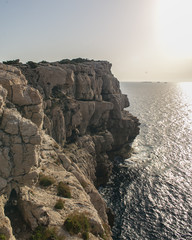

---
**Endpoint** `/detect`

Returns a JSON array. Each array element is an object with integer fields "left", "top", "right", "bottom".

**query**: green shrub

[
  {"left": 0, "top": 233, "right": 6, "bottom": 240},
  {"left": 57, "top": 182, "right": 71, "bottom": 198},
  {"left": 30, "top": 226, "right": 62, "bottom": 240},
  {"left": 39, "top": 60, "right": 48, "bottom": 64},
  {"left": 82, "top": 231, "right": 89, "bottom": 240},
  {"left": 59, "top": 58, "right": 90, "bottom": 64},
  {"left": 101, "top": 223, "right": 111, "bottom": 240},
  {"left": 71, "top": 58, "right": 90, "bottom": 64},
  {"left": 64, "top": 213, "right": 89, "bottom": 239},
  {"left": 54, "top": 199, "right": 64, "bottom": 210},
  {"left": 27, "top": 61, "right": 38, "bottom": 69},
  {"left": 39, "top": 174, "right": 55, "bottom": 187},
  {"left": 59, "top": 59, "right": 71, "bottom": 64},
  {"left": 3, "top": 59, "right": 20, "bottom": 65}
]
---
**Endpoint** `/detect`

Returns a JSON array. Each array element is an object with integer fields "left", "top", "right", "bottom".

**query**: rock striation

[{"left": 0, "top": 59, "right": 139, "bottom": 240}]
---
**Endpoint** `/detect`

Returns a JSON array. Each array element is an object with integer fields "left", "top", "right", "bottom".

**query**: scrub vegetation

[{"left": 64, "top": 213, "right": 89, "bottom": 239}]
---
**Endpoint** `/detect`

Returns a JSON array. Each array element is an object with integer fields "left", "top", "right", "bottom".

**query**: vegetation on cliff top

[
  {"left": 58, "top": 58, "right": 91, "bottom": 64},
  {"left": 2, "top": 58, "right": 92, "bottom": 67},
  {"left": 3, "top": 59, "right": 20, "bottom": 65}
]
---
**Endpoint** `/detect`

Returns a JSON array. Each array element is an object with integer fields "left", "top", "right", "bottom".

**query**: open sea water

[{"left": 100, "top": 82, "right": 192, "bottom": 240}]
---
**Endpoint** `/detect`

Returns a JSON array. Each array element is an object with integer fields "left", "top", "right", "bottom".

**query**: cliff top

[{"left": 2, "top": 58, "right": 112, "bottom": 68}]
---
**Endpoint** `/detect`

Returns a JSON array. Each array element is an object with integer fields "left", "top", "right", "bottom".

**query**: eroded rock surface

[{"left": 0, "top": 60, "right": 139, "bottom": 239}]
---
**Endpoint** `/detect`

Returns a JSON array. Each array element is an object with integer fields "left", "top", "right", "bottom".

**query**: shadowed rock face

[
  {"left": 0, "top": 60, "right": 139, "bottom": 240},
  {"left": 19, "top": 60, "right": 139, "bottom": 149}
]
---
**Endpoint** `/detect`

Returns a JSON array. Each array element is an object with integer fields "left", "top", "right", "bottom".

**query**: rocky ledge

[{"left": 0, "top": 59, "right": 139, "bottom": 240}]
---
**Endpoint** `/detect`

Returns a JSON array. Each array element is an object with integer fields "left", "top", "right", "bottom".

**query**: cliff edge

[{"left": 0, "top": 59, "right": 139, "bottom": 240}]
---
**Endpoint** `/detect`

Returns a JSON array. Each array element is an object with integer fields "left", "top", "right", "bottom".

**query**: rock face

[{"left": 0, "top": 60, "right": 139, "bottom": 240}]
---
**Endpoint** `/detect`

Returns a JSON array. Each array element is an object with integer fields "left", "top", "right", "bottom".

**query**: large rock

[
  {"left": 90, "top": 101, "right": 113, "bottom": 129},
  {"left": 108, "top": 111, "right": 140, "bottom": 149},
  {"left": 0, "top": 85, "right": 7, "bottom": 115},
  {"left": 0, "top": 63, "right": 44, "bottom": 128},
  {"left": 0, "top": 196, "right": 16, "bottom": 240},
  {"left": 0, "top": 63, "right": 27, "bottom": 98},
  {"left": 92, "top": 131, "right": 114, "bottom": 153},
  {"left": 30, "top": 65, "right": 74, "bottom": 98},
  {"left": 51, "top": 106, "right": 66, "bottom": 145},
  {"left": 103, "top": 93, "right": 129, "bottom": 119},
  {"left": 78, "top": 101, "right": 95, "bottom": 135},
  {"left": 0, "top": 108, "right": 41, "bottom": 178}
]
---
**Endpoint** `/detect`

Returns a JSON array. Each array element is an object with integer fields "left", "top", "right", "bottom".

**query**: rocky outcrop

[{"left": 0, "top": 59, "right": 139, "bottom": 240}]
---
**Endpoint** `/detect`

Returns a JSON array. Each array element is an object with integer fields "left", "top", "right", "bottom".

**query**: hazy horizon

[{"left": 1, "top": 0, "right": 192, "bottom": 82}]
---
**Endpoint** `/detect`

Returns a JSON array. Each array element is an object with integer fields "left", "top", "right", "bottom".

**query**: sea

[{"left": 100, "top": 82, "right": 192, "bottom": 240}]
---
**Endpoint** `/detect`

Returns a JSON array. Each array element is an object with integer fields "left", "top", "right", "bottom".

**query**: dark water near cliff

[{"left": 101, "top": 82, "right": 192, "bottom": 240}]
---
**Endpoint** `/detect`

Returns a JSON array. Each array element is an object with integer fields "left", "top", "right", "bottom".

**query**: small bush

[
  {"left": 30, "top": 226, "right": 62, "bottom": 240},
  {"left": 64, "top": 213, "right": 89, "bottom": 239},
  {"left": 39, "top": 60, "right": 48, "bottom": 64},
  {"left": 82, "top": 231, "right": 89, "bottom": 240},
  {"left": 71, "top": 58, "right": 90, "bottom": 64},
  {"left": 59, "top": 59, "right": 71, "bottom": 64},
  {"left": 3, "top": 59, "right": 20, "bottom": 65},
  {"left": 54, "top": 199, "right": 64, "bottom": 210},
  {"left": 0, "top": 233, "right": 6, "bottom": 240},
  {"left": 39, "top": 174, "right": 55, "bottom": 187},
  {"left": 58, "top": 58, "right": 90, "bottom": 64},
  {"left": 57, "top": 182, "right": 71, "bottom": 198},
  {"left": 27, "top": 61, "right": 38, "bottom": 69},
  {"left": 101, "top": 223, "right": 111, "bottom": 240}
]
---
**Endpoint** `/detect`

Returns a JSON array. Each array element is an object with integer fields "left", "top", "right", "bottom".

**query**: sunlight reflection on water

[
  {"left": 178, "top": 82, "right": 192, "bottom": 123},
  {"left": 101, "top": 82, "right": 192, "bottom": 240}
]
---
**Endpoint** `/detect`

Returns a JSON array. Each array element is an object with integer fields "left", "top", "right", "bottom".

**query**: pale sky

[{"left": 1, "top": 0, "right": 192, "bottom": 81}]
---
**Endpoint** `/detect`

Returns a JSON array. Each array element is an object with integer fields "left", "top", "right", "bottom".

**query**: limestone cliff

[{"left": 0, "top": 59, "right": 139, "bottom": 240}]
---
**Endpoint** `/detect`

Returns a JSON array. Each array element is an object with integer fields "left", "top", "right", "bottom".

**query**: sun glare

[
  {"left": 178, "top": 82, "right": 192, "bottom": 101},
  {"left": 178, "top": 82, "right": 192, "bottom": 123},
  {"left": 156, "top": 0, "right": 192, "bottom": 59}
]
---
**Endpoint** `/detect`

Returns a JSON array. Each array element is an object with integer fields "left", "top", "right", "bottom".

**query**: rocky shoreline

[{"left": 0, "top": 59, "right": 139, "bottom": 240}]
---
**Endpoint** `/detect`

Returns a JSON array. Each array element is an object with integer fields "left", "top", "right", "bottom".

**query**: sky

[{"left": 1, "top": 0, "right": 192, "bottom": 81}]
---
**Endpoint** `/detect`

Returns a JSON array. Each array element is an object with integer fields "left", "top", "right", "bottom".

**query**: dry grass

[
  {"left": 39, "top": 174, "right": 55, "bottom": 187},
  {"left": 57, "top": 182, "right": 71, "bottom": 198}
]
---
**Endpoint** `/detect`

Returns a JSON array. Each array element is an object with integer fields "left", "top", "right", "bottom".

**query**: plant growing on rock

[
  {"left": 39, "top": 60, "right": 48, "bottom": 64},
  {"left": 27, "top": 61, "right": 38, "bottom": 69},
  {"left": 82, "top": 231, "right": 89, "bottom": 240},
  {"left": 59, "top": 58, "right": 90, "bottom": 64},
  {"left": 39, "top": 174, "right": 55, "bottom": 187},
  {"left": 0, "top": 233, "right": 6, "bottom": 240},
  {"left": 64, "top": 213, "right": 89, "bottom": 239},
  {"left": 30, "top": 226, "right": 63, "bottom": 240},
  {"left": 59, "top": 59, "right": 71, "bottom": 64},
  {"left": 57, "top": 182, "right": 71, "bottom": 198},
  {"left": 101, "top": 223, "right": 111, "bottom": 240},
  {"left": 54, "top": 199, "right": 64, "bottom": 210},
  {"left": 3, "top": 59, "right": 20, "bottom": 65}
]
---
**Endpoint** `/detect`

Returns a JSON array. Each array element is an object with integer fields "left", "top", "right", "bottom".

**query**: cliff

[{"left": 0, "top": 59, "right": 139, "bottom": 240}]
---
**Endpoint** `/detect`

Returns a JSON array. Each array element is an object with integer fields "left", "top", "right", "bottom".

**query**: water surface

[{"left": 101, "top": 82, "right": 192, "bottom": 240}]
